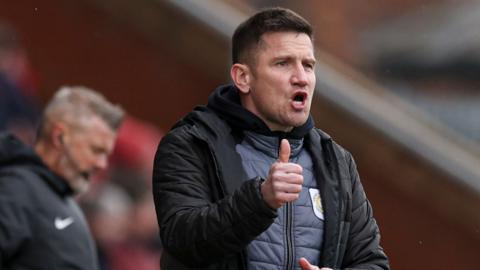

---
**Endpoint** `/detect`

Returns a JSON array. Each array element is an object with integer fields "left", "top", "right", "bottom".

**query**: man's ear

[
  {"left": 230, "top": 63, "right": 252, "bottom": 94},
  {"left": 50, "top": 123, "right": 66, "bottom": 148}
]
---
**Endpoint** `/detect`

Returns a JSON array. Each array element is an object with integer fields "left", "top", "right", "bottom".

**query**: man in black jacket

[
  {"left": 153, "top": 7, "right": 389, "bottom": 270},
  {"left": 0, "top": 86, "right": 124, "bottom": 269}
]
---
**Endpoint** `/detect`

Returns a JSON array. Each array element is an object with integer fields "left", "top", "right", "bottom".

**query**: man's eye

[
  {"left": 91, "top": 147, "right": 104, "bottom": 155},
  {"left": 276, "top": 61, "right": 287, "bottom": 66},
  {"left": 304, "top": 63, "right": 314, "bottom": 70}
]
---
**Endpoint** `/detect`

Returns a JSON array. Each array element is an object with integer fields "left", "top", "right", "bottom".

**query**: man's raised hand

[{"left": 261, "top": 139, "right": 304, "bottom": 209}]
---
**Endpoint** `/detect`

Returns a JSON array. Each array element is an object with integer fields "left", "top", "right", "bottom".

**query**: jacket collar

[
  {"left": 207, "top": 84, "right": 314, "bottom": 139},
  {"left": 0, "top": 133, "right": 74, "bottom": 197}
]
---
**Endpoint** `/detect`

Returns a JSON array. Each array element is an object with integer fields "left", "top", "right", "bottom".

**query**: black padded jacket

[{"left": 152, "top": 85, "right": 389, "bottom": 270}]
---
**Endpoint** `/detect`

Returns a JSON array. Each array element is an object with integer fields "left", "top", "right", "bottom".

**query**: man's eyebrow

[
  {"left": 271, "top": 55, "right": 291, "bottom": 60},
  {"left": 270, "top": 55, "right": 316, "bottom": 64},
  {"left": 271, "top": 55, "right": 300, "bottom": 63}
]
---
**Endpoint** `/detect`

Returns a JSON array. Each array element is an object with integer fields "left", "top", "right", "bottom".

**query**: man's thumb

[{"left": 279, "top": 139, "right": 290, "bottom": 163}]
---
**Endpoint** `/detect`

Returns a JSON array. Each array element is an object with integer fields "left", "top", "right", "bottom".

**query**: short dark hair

[{"left": 232, "top": 7, "right": 313, "bottom": 65}]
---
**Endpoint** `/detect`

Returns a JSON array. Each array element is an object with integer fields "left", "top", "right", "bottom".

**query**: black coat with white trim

[{"left": 0, "top": 133, "right": 98, "bottom": 270}]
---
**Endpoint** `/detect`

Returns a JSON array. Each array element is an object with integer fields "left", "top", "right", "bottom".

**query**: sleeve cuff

[{"left": 252, "top": 177, "right": 277, "bottom": 217}]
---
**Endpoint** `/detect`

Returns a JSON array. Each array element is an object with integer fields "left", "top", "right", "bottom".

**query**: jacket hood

[
  {"left": 206, "top": 84, "right": 314, "bottom": 139},
  {"left": 0, "top": 132, "right": 73, "bottom": 196}
]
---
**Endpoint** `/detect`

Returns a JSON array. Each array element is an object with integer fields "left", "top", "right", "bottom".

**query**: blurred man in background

[
  {"left": 0, "top": 22, "right": 40, "bottom": 144},
  {"left": 153, "top": 7, "right": 388, "bottom": 270},
  {"left": 0, "top": 86, "right": 124, "bottom": 270}
]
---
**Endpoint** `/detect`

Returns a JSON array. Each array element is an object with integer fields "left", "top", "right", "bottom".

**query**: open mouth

[
  {"left": 291, "top": 92, "right": 308, "bottom": 110},
  {"left": 292, "top": 92, "right": 307, "bottom": 103},
  {"left": 80, "top": 172, "right": 91, "bottom": 181}
]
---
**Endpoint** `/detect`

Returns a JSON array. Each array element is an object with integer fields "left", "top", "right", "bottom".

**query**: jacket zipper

[
  {"left": 278, "top": 135, "right": 295, "bottom": 270},
  {"left": 285, "top": 201, "right": 294, "bottom": 270}
]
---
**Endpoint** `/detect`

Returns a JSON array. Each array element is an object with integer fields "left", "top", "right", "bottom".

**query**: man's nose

[
  {"left": 95, "top": 155, "right": 108, "bottom": 170},
  {"left": 291, "top": 63, "right": 308, "bottom": 87}
]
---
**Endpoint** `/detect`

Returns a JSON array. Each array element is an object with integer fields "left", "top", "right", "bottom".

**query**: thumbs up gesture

[
  {"left": 278, "top": 138, "right": 291, "bottom": 163},
  {"left": 261, "top": 139, "right": 304, "bottom": 209}
]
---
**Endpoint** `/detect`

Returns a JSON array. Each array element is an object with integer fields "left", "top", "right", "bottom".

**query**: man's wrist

[{"left": 254, "top": 177, "right": 276, "bottom": 213}]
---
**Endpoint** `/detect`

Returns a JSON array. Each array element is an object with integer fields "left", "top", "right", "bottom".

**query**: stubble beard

[{"left": 58, "top": 154, "right": 90, "bottom": 194}]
